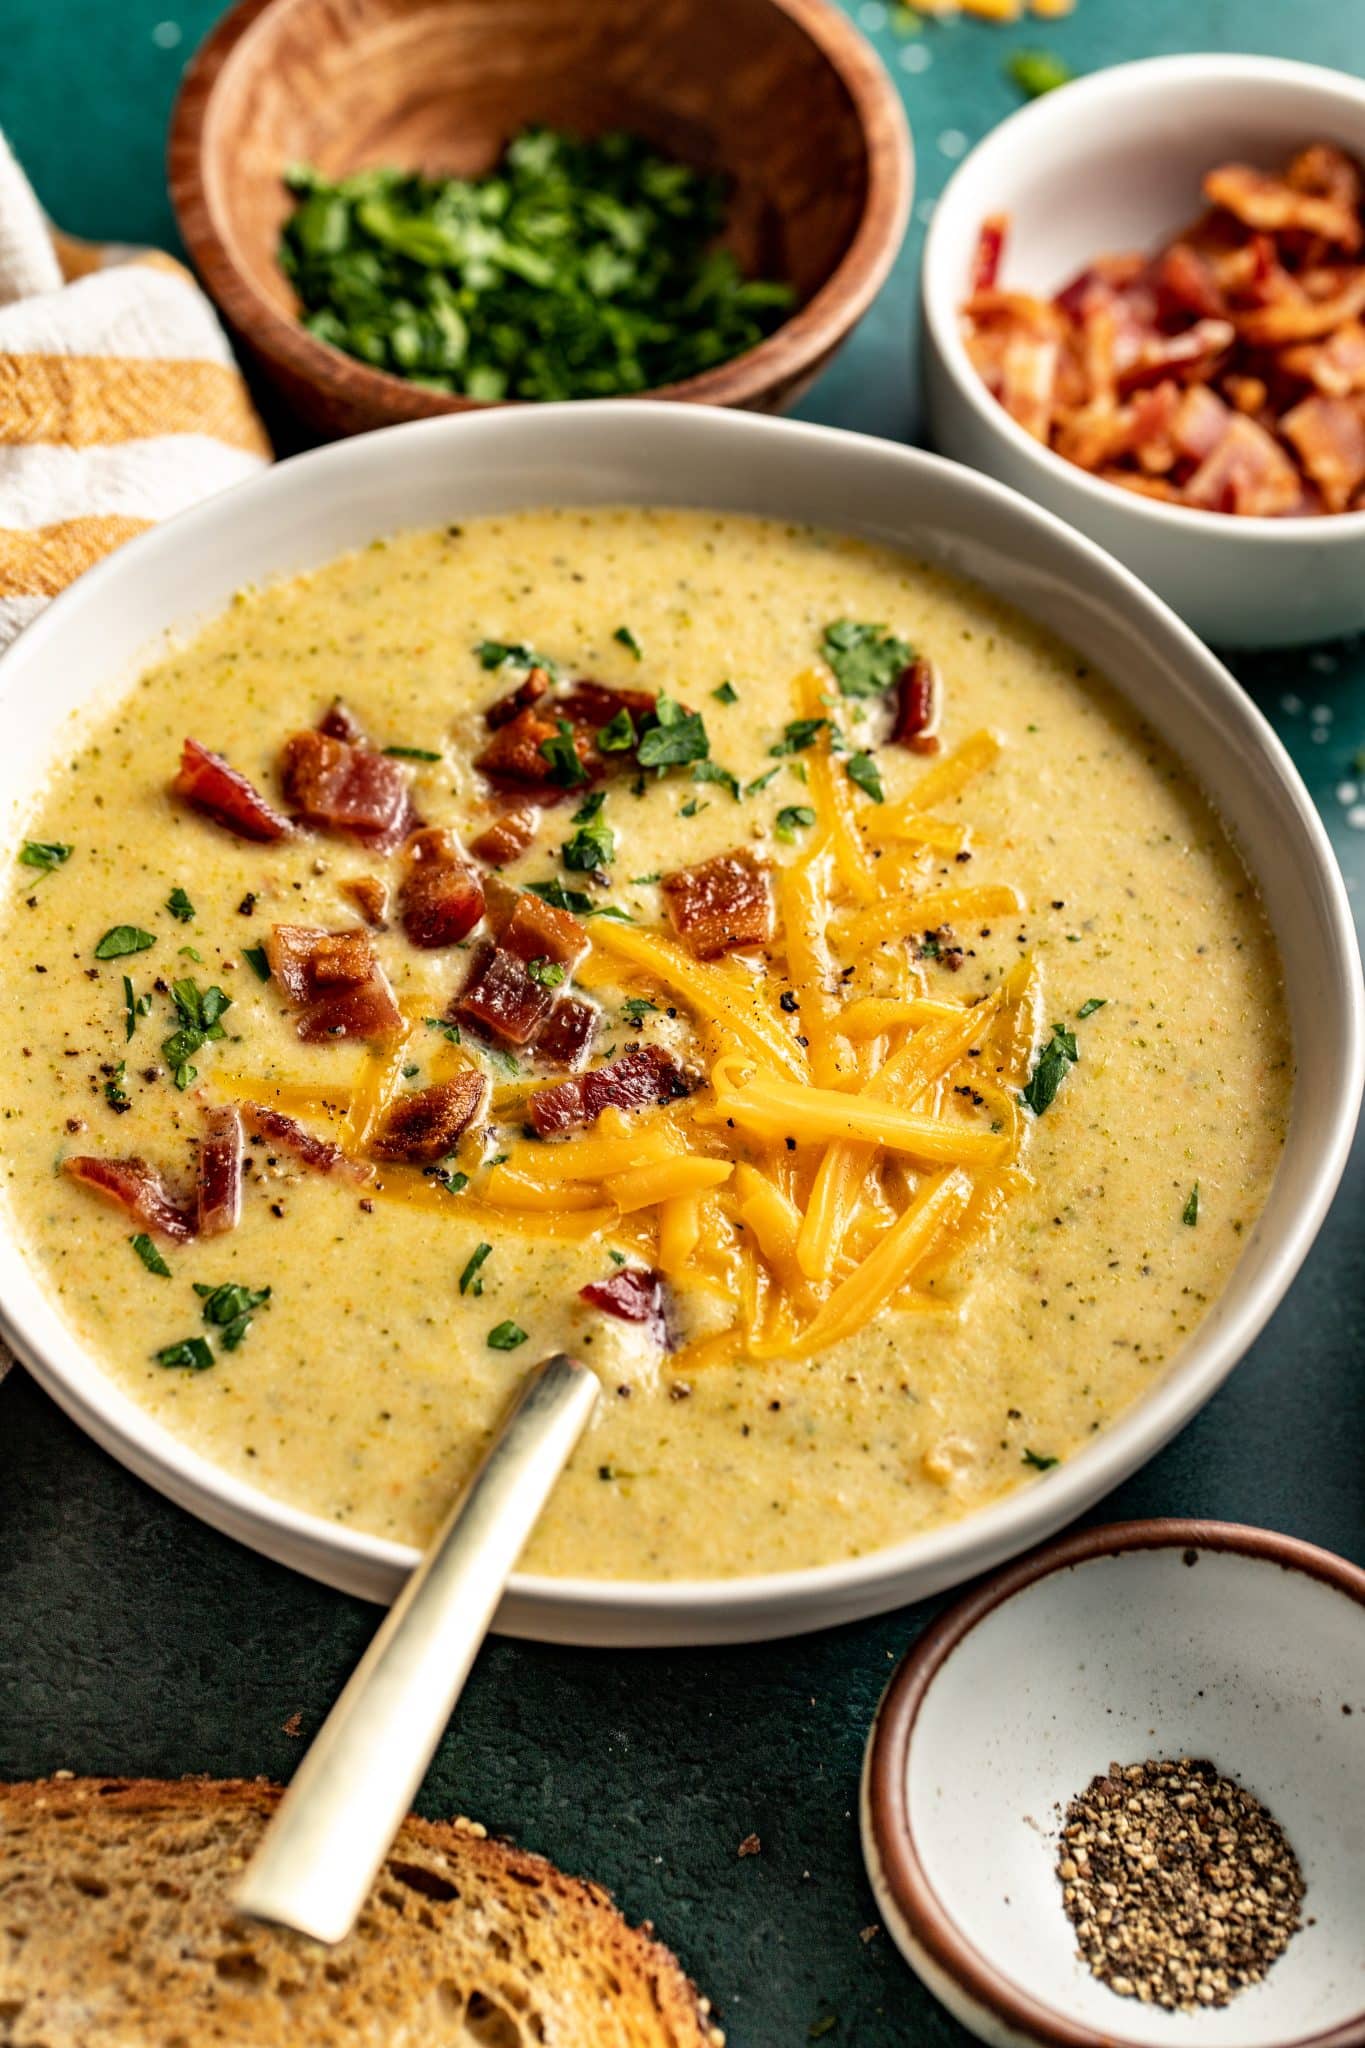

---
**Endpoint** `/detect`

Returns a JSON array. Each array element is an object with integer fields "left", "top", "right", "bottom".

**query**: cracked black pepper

[{"left": 1057, "top": 1757, "right": 1305, "bottom": 2010}]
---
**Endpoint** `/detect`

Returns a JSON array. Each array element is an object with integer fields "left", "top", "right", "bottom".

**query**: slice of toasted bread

[{"left": 0, "top": 1777, "right": 722, "bottom": 2047}]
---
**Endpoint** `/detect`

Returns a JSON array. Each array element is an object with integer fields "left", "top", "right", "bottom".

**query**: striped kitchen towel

[{"left": 0, "top": 130, "right": 271, "bottom": 649}]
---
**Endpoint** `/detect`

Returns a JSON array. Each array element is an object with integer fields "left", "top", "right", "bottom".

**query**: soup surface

[{"left": 0, "top": 510, "right": 1290, "bottom": 1579}]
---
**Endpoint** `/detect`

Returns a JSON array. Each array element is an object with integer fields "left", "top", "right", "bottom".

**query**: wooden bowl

[{"left": 169, "top": 0, "right": 912, "bottom": 440}]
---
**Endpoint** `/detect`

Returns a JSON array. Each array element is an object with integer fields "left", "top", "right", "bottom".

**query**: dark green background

[{"left": 1, "top": 5, "right": 1362, "bottom": 2042}]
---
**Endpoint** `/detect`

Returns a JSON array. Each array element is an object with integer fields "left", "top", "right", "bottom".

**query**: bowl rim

[
  {"left": 0, "top": 400, "right": 1359, "bottom": 1639},
  {"left": 863, "top": 1515, "right": 1365, "bottom": 2048},
  {"left": 167, "top": 0, "right": 912, "bottom": 420},
  {"left": 922, "top": 50, "right": 1365, "bottom": 543}
]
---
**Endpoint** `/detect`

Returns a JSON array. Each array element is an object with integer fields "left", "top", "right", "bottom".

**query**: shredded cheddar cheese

[{"left": 209, "top": 673, "right": 1033, "bottom": 1363}]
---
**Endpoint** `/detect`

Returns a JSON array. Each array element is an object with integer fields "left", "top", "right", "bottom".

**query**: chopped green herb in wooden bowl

[
  {"left": 168, "top": 0, "right": 911, "bottom": 437},
  {"left": 279, "top": 132, "right": 797, "bottom": 403}
]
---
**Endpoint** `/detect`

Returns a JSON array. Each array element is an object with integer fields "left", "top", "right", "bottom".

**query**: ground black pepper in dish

[{"left": 1056, "top": 1757, "right": 1305, "bottom": 2010}]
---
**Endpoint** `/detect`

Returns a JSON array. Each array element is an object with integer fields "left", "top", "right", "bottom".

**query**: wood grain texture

[{"left": 168, "top": 0, "right": 912, "bottom": 437}]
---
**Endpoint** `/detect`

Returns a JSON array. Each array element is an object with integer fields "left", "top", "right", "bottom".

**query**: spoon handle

[{"left": 234, "top": 1352, "right": 599, "bottom": 1944}]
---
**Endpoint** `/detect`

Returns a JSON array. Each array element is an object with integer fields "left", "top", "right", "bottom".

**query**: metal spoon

[{"left": 234, "top": 1351, "right": 599, "bottom": 1944}]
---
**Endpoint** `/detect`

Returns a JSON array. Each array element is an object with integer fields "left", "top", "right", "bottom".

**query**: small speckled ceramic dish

[{"left": 861, "top": 1519, "right": 1365, "bottom": 2048}]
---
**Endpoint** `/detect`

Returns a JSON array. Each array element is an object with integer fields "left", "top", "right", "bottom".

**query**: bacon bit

[
  {"left": 398, "top": 828, "right": 486, "bottom": 949},
  {"left": 340, "top": 875, "right": 389, "bottom": 928},
  {"left": 197, "top": 1103, "right": 242, "bottom": 1236},
  {"left": 279, "top": 730, "right": 416, "bottom": 851},
  {"left": 1171, "top": 383, "right": 1234, "bottom": 464},
  {"left": 1000, "top": 330, "right": 1060, "bottom": 440},
  {"left": 1118, "top": 318, "right": 1236, "bottom": 393},
  {"left": 661, "top": 849, "right": 774, "bottom": 961},
  {"left": 63, "top": 1155, "right": 195, "bottom": 1240},
  {"left": 1153, "top": 242, "right": 1227, "bottom": 322},
  {"left": 963, "top": 143, "right": 1365, "bottom": 516},
  {"left": 484, "top": 666, "right": 552, "bottom": 729},
  {"left": 468, "top": 804, "right": 541, "bottom": 866},
  {"left": 1205, "top": 160, "right": 1363, "bottom": 252},
  {"left": 1224, "top": 374, "right": 1270, "bottom": 417},
  {"left": 264, "top": 924, "right": 402, "bottom": 1042},
  {"left": 452, "top": 882, "right": 593, "bottom": 1050},
  {"left": 318, "top": 698, "right": 366, "bottom": 744},
  {"left": 528, "top": 1045, "right": 693, "bottom": 1137},
  {"left": 891, "top": 656, "right": 942, "bottom": 754},
  {"left": 1237, "top": 269, "right": 1365, "bottom": 349},
  {"left": 1183, "top": 413, "right": 1303, "bottom": 516},
  {"left": 489, "top": 885, "right": 589, "bottom": 971},
  {"left": 475, "top": 680, "right": 656, "bottom": 798},
  {"left": 370, "top": 1073, "right": 488, "bottom": 1164},
  {"left": 1279, "top": 320, "right": 1365, "bottom": 396},
  {"left": 453, "top": 941, "right": 555, "bottom": 1048},
  {"left": 172, "top": 738, "right": 292, "bottom": 843},
  {"left": 579, "top": 1267, "right": 671, "bottom": 1350},
  {"left": 1280, "top": 394, "right": 1365, "bottom": 512},
  {"left": 972, "top": 214, "right": 1007, "bottom": 295},
  {"left": 239, "top": 1101, "right": 371, "bottom": 1180},
  {"left": 535, "top": 995, "right": 599, "bottom": 1069}
]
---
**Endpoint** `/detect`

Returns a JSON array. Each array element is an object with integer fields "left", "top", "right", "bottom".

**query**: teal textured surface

[{"left": 0, "top": 5, "right": 1362, "bottom": 2042}]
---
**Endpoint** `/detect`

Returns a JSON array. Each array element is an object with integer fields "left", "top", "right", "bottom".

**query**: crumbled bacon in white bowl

[
  {"left": 962, "top": 145, "right": 1365, "bottom": 518},
  {"left": 922, "top": 54, "right": 1365, "bottom": 645}
]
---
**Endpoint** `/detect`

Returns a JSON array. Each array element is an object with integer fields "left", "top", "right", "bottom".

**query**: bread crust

[{"left": 0, "top": 1775, "right": 721, "bottom": 2047}]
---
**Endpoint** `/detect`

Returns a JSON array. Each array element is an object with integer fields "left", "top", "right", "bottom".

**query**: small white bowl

[
  {"left": 862, "top": 1520, "right": 1365, "bottom": 2048},
  {"left": 923, "top": 54, "right": 1365, "bottom": 649}
]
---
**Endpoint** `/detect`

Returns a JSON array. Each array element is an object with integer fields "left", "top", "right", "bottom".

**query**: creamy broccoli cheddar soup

[{"left": 0, "top": 510, "right": 1290, "bottom": 1579}]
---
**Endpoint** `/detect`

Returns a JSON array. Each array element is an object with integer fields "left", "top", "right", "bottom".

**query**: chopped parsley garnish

[
  {"left": 459, "top": 1242, "right": 493, "bottom": 1297},
  {"left": 130, "top": 1233, "right": 172, "bottom": 1278},
  {"left": 821, "top": 620, "right": 912, "bottom": 699},
  {"left": 693, "top": 760, "right": 741, "bottom": 800},
  {"left": 776, "top": 804, "right": 817, "bottom": 841},
  {"left": 620, "top": 996, "right": 658, "bottom": 1026},
  {"left": 166, "top": 887, "right": 195, "bottom": 923},
  {"left": 561, "top": 795, "right": 615, "bottom": 874},
  {"left": 613, "top": 625, "right": 643, "bottom": 661},
  {"left": 712, "top": 680, "right": 739, "bottom": 705},
  {"left": 527, "top": 954, "right": 566, "bottom": 989},
  {"left": 425, "top": 1016, "right": 462, "bottom": 1043},
  {"left": 154, "top": 1336, "right": 215, "bottom": 1372},
  {"left": 122, "top": 975, "right": 152, "bottom": 1041},
  {"left": 769, "top": 717, "right": 826, "bottom": 757},
  {"left": 475, "top": 639, "right": 559, "bottom": 678},
  {"left": 1022, "top": 1448, "right": 1059, "bottom": 1471},
  {"left": 745, "top": 766, "right": 781, "bottom": 796},
  {"left": 425, "top": 1164, "right": 470, "bottom": 1193},
  {"left": 1182, "top": 1183, "right": 1200, "bottom": 1227},
  {"left": 94, "top": 925, "right": 155, "bottom": 961},
  {"left": 1020, "top": 1022, "right": 1079, "bottom": 1117},
  {"left": 538, "top": 717, "right": 588, "bottom": 788},
  {"left": 1007, "top": 48, "right": 1074, "bottom": 98},
  {"left": 162, "top": 978, "right": 232, "bottom": 1091},
  {"left": 104, "top": 1062, "right": 130, "bottom": 1112},
  {"left": 279, "top": 134, "right": 794, "bottom": 404},
  {"left": 598, "top": 705, "right": 637, "bottom": 752},
  {"left": 680, "top": 797, "right": 705, "bottom": 818},
  {"left": 20, "top": 840, "right": 72, "bottom": 873},
  {"left": 526, "top": 879, "right": 631, "bottom": 920},
  {"left": 487, "top": 1046, "right": 522, "bottom": 1077},
  {"left": 384, "top": 744, "right": 442, "bottom": 761},
  {"left": 1076, "top": 997, "right": 1107, "bottom": 1019},
  {"left": 636, "top": 691, "right": 709, "bottom": 770},
  {"left": 630, "top": 872, "right": 661, "bottom": 886},
  {"left": 487, "top": 1319, "right": 528, "bottom": 1351},
  {"left": 243, "top": 945, "right": 271, "bottom": 982},
  {"left": 845, "top": 750, "right": 885, "bottom": 804},
  {"left": 194, "top": 1279, "right": 271, "bottom": 1351}
]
